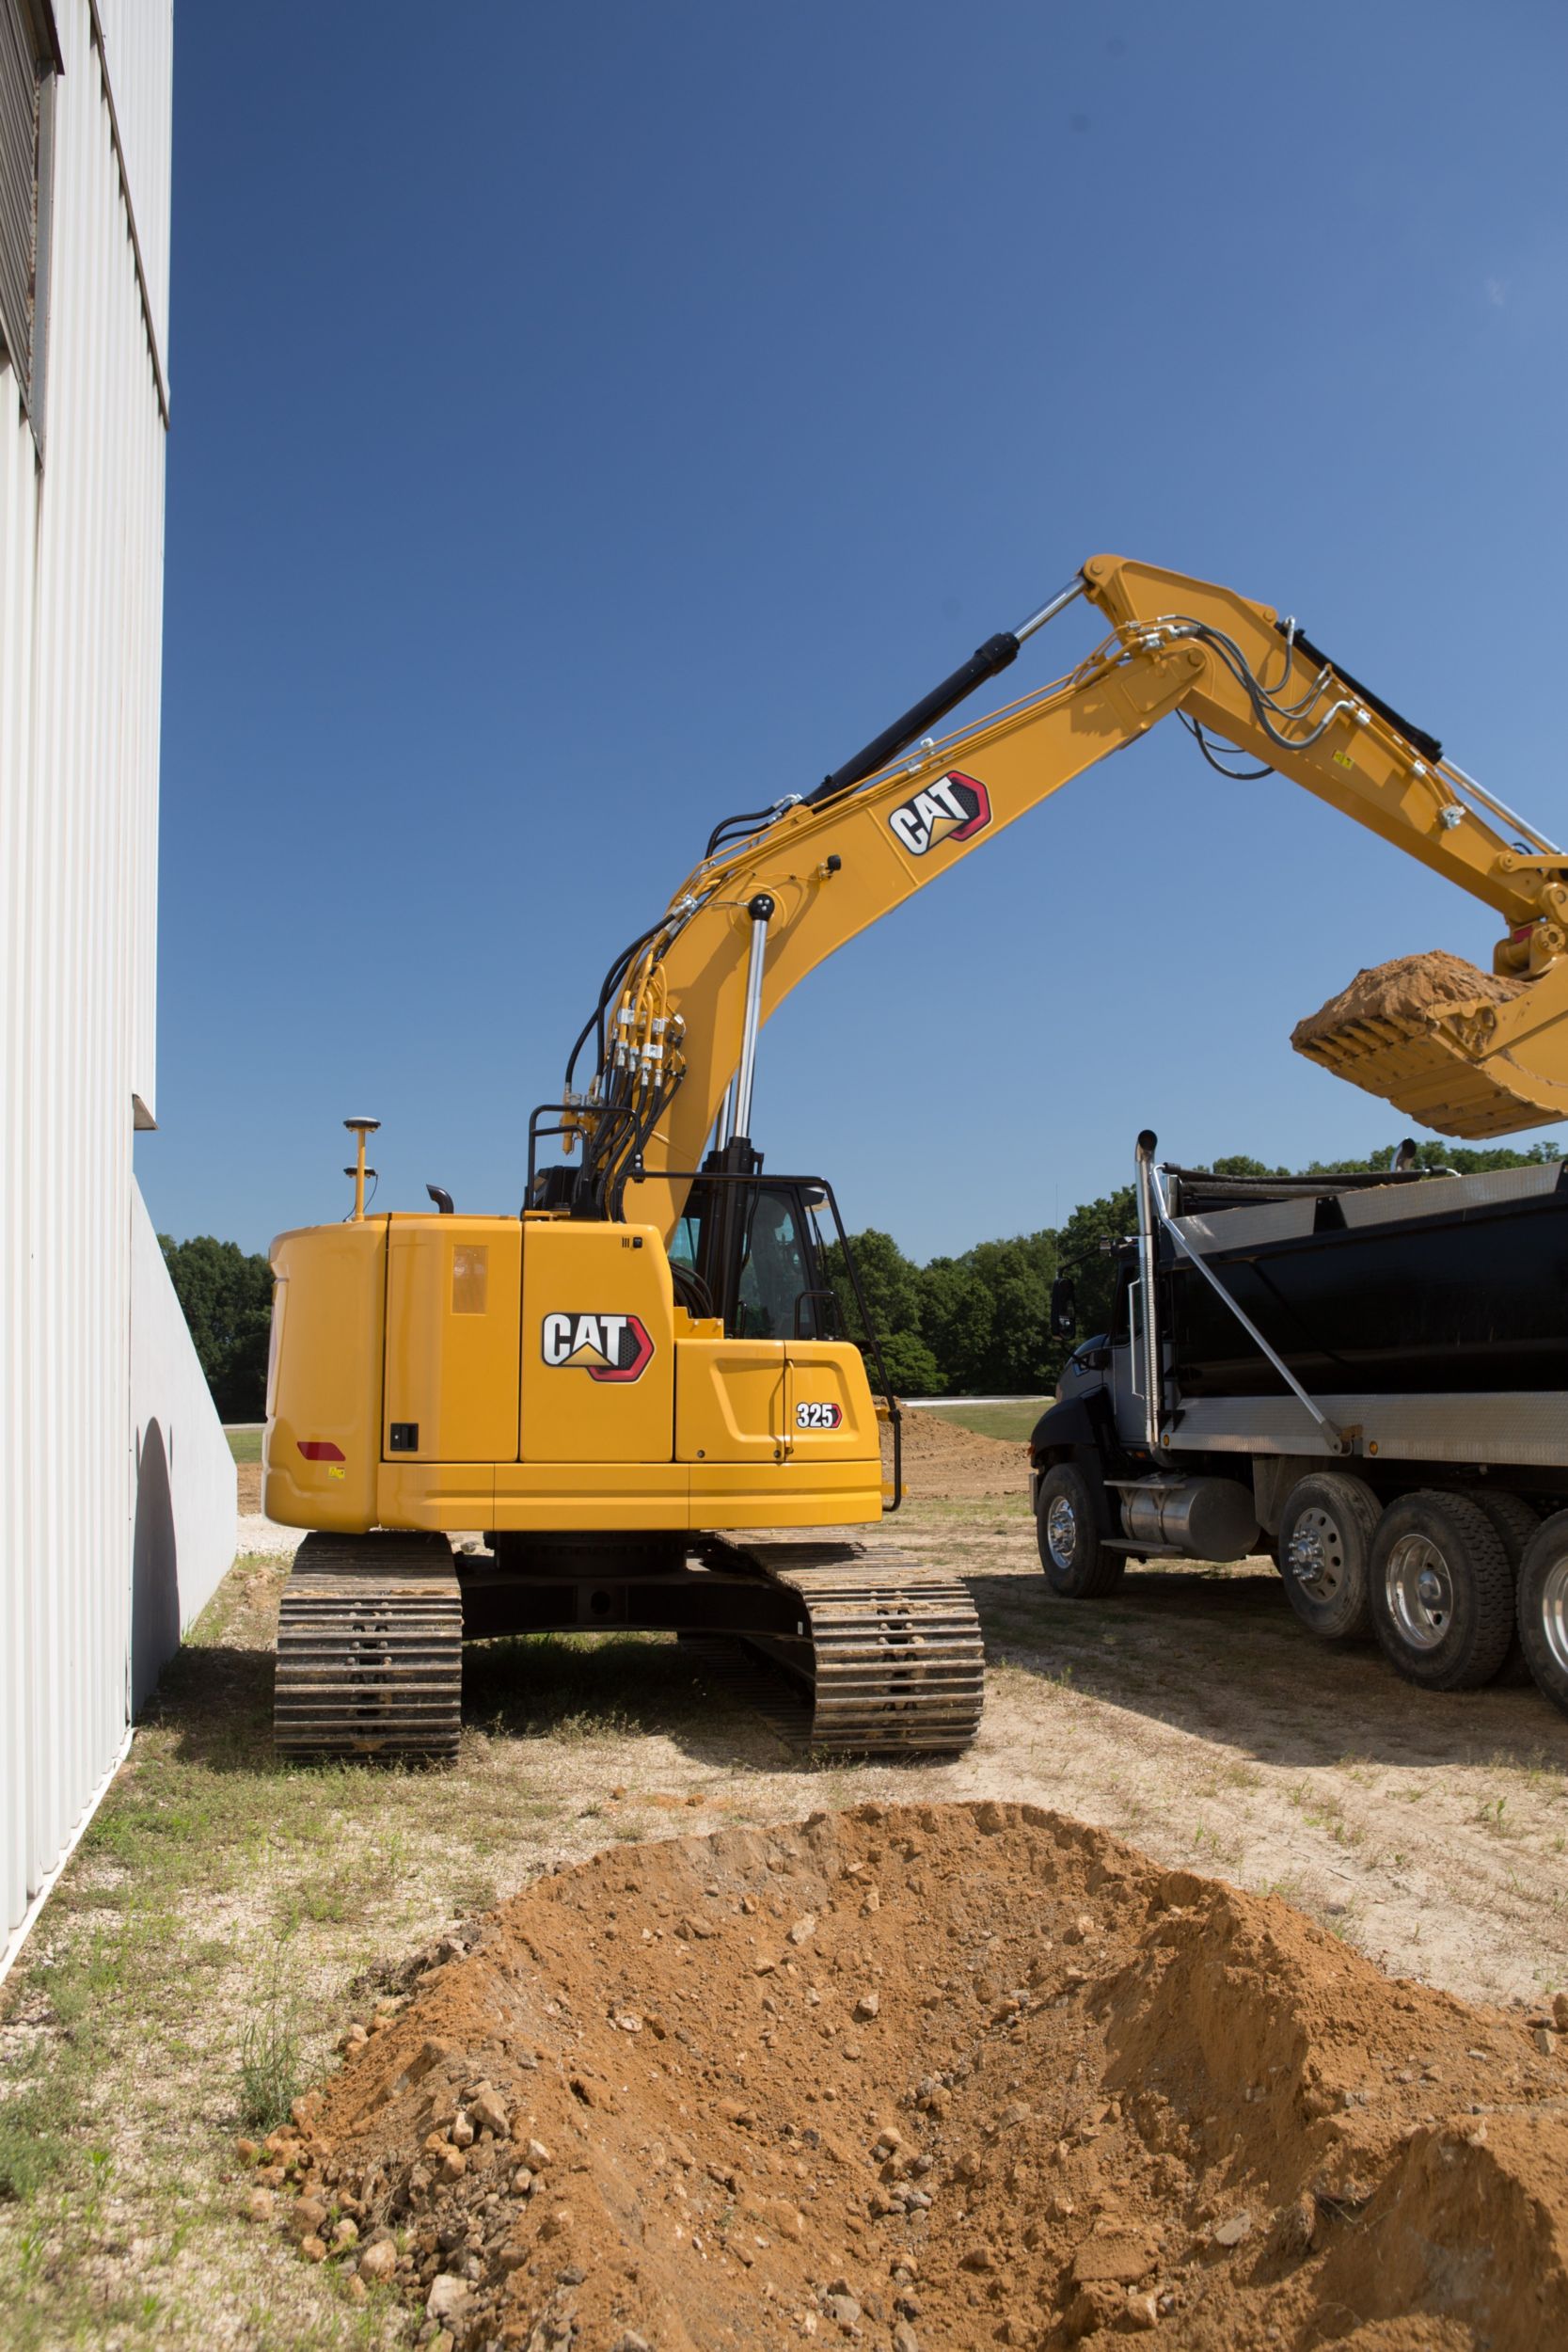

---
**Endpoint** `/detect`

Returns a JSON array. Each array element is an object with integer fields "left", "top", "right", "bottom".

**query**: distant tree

[
  {"left": 872, "top": 1328, "right": 944, "bottom": 1399},
  {"left": 1305, "top": 1139, "right": 1563, "bottom": 1177},
  {"left": 964, "top": 1235, "right": 1055, "bottom": 1392},
  {"left": 921, "top": 1257, "right": 994, "bottom": 1394},
  {"left": 826, "top": 1229, "right": 919, "bottom": 1334},
  {"left": 1052, "top": 1185, "right": 1136, "bottom": 1350},
  {"left": 159, "top": 1234, "right": 273, "bottom": 1422}
]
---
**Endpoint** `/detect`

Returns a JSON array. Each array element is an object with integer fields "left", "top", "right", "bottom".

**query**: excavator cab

[{"left": 670, "top": 1175, "right": 836, "bottom": 1342}]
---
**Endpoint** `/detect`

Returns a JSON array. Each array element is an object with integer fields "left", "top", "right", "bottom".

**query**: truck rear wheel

[
  {"left": 1515, "top": 1510, "right": 1568, "bottom": 1719},
  {"left": 1035, "top": 1463, "right": 1124, "bottom": 1599},
  {"left": 1464, "top": 1490, "right": 1539, "bottom": 1685},
  {"left": 1370, "top": 1490, "right": 1514, "bottom": 1691},
  {"left": 1277, "top": 1471, "right": 1379, "bottom": 1644}
]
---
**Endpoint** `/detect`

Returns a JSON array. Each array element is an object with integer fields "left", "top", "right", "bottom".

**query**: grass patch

[
  {"left": 224, "top": 1425, "right": 262, "bottom": 1463},
  {"left": 237, "top": 1963, "right": 303, "bottom": 2132},
  {"left": 0, "top": 2048, "right": 81, "bottom": 2201},
  {"left": 922, "top": 1400, "right": 1044, "bottom": 1442}
]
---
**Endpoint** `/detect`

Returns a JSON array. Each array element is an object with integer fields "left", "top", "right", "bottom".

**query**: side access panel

[
  {"left": 519, "top": 1220, "right": 676, "bottom": 1462},
  {"left": 383, "top": 1217, "right": 522, "bottom": 1463}
]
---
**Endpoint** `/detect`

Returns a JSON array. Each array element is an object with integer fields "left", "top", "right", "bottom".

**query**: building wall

[
  {"left": 129, "top": 1188, "right": 238, "bottom": 1712},
  {"left": 1, "top": 0, "right": 234, "bottom": 1971}
]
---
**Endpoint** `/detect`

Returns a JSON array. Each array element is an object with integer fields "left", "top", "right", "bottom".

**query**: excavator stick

[{"left": 1292, "top": 951, "right": 1568, "bottom": 1138}]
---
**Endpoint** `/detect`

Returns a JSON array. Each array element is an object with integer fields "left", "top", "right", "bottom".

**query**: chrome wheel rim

[
  {"left": 1386, "top": 1534, "right": 1453, "bottom": 1650},
  {"left": 1045, "top": 1494, "right": 1079, "bottom": 1572},
  {"left": 1287, "top": 1507, "right": 1347, "bottom": 1603},
  {"left": 1541, "top": 1558, "right": 1568, "bottom": 1675}
]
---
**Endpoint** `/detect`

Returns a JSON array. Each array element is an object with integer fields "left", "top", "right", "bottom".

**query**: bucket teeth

[
  {"left": 1291, "top": 950, "right": 1568, "bottom": 1138},
  {"left": 1291, "top": 1018, "right": 1560, "bottom": 1137}
]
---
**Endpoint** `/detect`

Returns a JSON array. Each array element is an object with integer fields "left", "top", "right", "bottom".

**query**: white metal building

[{"left": 1, "top": 0, "right": 235, "bottom": 1974}]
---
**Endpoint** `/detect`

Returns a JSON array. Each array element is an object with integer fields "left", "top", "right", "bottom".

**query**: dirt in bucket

[
  {"left": 250, "top": 1801, "right": 1568, "bottom": 2350},
  {"left": 1291, "top": 950, "right": 1521, "bottom": 1052}
]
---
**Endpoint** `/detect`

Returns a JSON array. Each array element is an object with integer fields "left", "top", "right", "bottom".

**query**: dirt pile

[
  {"left": 1291, "top": 950, "right": 1520, "bottom": 1052},
  {"left": 885, "top": 1411, "right": 1027, "bottom": 1501},
  {"left": 250, "top": 1802, "right": 1568, "bottom": 2350}
]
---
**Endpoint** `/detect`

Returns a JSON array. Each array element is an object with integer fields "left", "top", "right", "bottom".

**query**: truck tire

[
  {"left": 1515, "top": 1511, "right": 1568, "bottom": 1719},
  {"left": 1277, "top": 1471, "right": 1380, "bottom": 1644},
  {"left": 1370, "top": 1490, "right": 1514, "bottom": 1691},
  {"left": 1464, "top": 1489, "right": 1538, "bottom": 1685},
  {"left": 1035, "top": 1463, "right": 1124, "bottom": 1599}
]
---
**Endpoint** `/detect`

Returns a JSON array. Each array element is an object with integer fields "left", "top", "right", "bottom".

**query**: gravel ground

[{"left": 2, "top": 1430, "right": 1564, "bottom": 2348}]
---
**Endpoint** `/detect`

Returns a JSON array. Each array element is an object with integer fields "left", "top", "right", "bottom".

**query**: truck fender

[
  {"left": 1029, "top": 1394, "right": 1101, "bottom": 1458},
  {"left": 1028, "top": 1398, "right": 1115, "bottom": 1533}
]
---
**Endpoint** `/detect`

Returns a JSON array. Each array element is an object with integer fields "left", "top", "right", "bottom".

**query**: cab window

[{"left": 736, "top": 1187, "right": 816, "bottom": 1340}]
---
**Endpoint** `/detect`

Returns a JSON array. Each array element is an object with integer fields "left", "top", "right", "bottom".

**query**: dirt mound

[
  {"left": 885, "top": 1410, "right": 1027, "bottom": 1501},
  {"left": 1291, "top": 950, "right": 1520, "bottom": 1051},
  {"left": 253, "top": 1802, "right": 1568, "bottom": 2349}
]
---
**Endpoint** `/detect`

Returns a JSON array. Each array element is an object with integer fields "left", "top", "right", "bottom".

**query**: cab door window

[{"left": 736, "top": 1187, "right": 816, "bottom": 1340}]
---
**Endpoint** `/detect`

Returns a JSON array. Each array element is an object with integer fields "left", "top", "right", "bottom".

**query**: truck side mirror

[{"left": 1050, "top": 1275, "right": 1077, "bottom": 1341}]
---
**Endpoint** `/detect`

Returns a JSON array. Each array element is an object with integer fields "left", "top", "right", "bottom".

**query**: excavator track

[
  {"left": 705, "top": 1538, "right": 986, "bottom": 1755},
  {"left": 275, "top": 1532, "right": 463, "bottom": 1759},
  {"left": 272, "top": 1533, "right": 982, "bottom": 1761}
]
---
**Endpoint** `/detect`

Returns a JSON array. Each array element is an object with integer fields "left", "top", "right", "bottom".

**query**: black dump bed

[{"left": 1158, "top": 1160, "right": 1568, "bottom": 1398}]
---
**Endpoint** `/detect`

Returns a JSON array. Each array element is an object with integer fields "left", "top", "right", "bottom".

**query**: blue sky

[{"left": 140, "top": 0, "right": 1568, "bottom": 1261}]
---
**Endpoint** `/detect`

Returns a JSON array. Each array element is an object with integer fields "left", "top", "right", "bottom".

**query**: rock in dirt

[
  {"left": 426, "top": 2271, "right": 469, "bottom": 2321},
  {"left": 282, "top": 1800, "right": 1568, "bottom": 2351}
]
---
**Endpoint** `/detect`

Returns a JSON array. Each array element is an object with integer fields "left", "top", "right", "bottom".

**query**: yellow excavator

[{"left": 263, "top": 553, "right": 1568, "bottom": 1758}]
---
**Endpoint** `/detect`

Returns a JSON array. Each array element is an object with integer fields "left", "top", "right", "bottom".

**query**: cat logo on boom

[
  {"left": 887, "top": 771, "right": 991, "bottom": 857},
  {"left": 540, "top": 1312, "right": 656, "bottom": 1383}
]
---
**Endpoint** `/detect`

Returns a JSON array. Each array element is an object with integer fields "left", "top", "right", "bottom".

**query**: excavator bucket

[{"left": 1291, "top": 951, "right": 1568, "bottom": 1139}]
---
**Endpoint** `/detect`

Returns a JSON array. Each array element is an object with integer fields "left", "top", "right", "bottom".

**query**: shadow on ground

[
  {"left": 966, "top": 1562, "right": 1568, "bottom": 1773},
  {"left": 150, "top": 1628, "right": 793, "bottom": 1776}
]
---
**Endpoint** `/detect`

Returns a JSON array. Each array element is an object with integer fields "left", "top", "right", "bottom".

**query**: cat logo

[
  {"left": 540, "top": 1311, "right": 656, "bottom": 1383},
  {"left": 887, "top": 771, "right": 991, "bottom": 857}
]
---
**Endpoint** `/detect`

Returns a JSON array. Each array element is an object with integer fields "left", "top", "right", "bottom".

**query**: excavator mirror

[{"left": 1050, "top": 1275, "right": 1077, "bottom": 1342}]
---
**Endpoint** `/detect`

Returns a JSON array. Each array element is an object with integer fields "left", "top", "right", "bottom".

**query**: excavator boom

[{"left": 570, "top": 556, "right": 1568, "bottom": 1236}]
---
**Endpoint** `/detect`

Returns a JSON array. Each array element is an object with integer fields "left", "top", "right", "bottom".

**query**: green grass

[
  {"left": 922, "top": 1398, "right": 1044, "bottom": 1442},
  {"left": 224, "top": 1425, "right": 262, "bottom": 1463}
]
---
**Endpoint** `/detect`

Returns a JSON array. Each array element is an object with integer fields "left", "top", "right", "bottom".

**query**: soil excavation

[{"left": 255, "top": 1801, "right": 1568, "bottom": 2351}]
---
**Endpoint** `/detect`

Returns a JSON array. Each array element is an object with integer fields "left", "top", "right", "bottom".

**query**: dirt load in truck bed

[{"left": 262, "top": 1800, "right": 1568, "bottom": 2351}]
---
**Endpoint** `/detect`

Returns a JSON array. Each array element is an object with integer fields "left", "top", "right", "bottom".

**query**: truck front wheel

[
  {"left": 1277, "top": 1471, "right": 1380, "bottom": 1644},
  {"left": 1370, "top": 1490, "right": 1514, "bottom": 1691},
  {"left": 1515, "top": 1511, "right": 1568, "bottom": 1718},
  {"left": 1035, "top": 1463, "right": 1124, "bottom": 1599}
]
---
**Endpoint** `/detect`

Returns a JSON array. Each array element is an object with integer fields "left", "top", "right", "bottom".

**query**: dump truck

[
  {"left": 1032, "top": 1132, "right": 1568, "bottom": 1715},
  {"left": 263, "top": 552, "right": 1568, "bottom": 1754}
]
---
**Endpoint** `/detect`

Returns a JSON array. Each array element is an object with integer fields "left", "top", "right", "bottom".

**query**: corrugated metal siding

[
  {"left": 1, "top": 0, "right": 229, "bottom": 1970},
  {"left": 0, "top": 0, "right": 41, "bottom": 409},
  {"left": 92, "top": 0, "right": 169, "bottom": 371}
]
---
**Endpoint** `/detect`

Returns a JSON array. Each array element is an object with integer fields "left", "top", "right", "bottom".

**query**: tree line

[{"left": 161, "top": 1136, "right": 1564, "bottom": 1420}]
